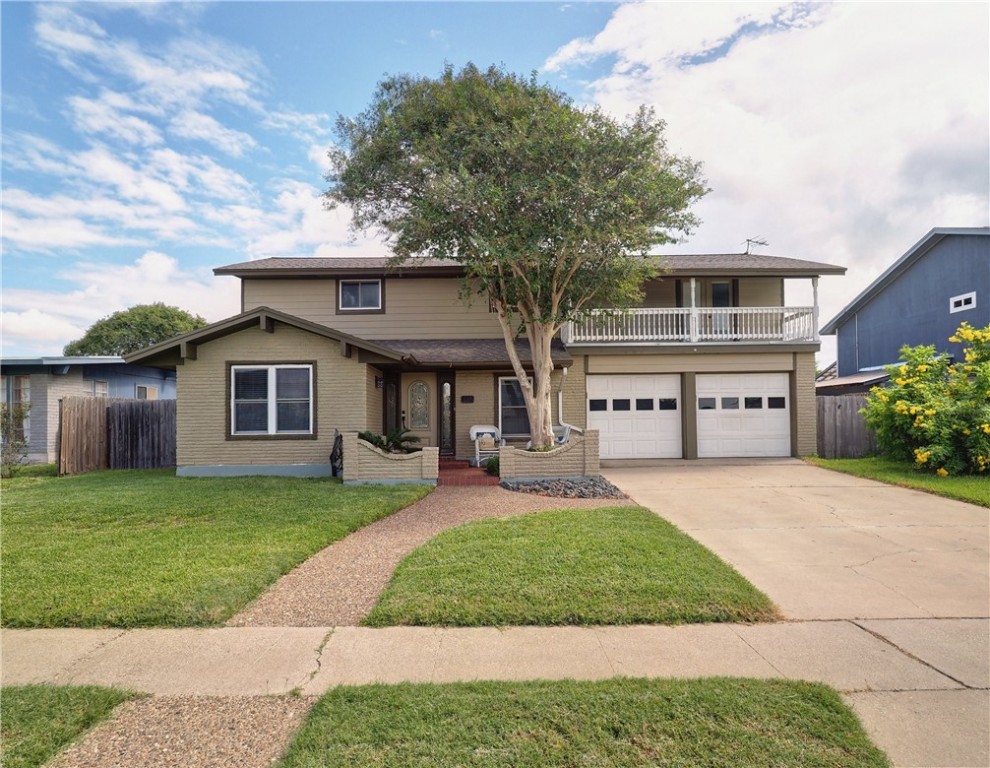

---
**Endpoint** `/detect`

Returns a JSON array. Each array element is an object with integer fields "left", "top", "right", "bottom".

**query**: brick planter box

[
  {"left": 342, "top": 432, "right": 439, "bottom": 485},
  {"left": 498, "top": 430, "right": 600, "bottom": 481}
]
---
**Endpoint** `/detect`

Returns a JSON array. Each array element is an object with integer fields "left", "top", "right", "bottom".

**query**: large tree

[
  {"left": 64, "top": 303, "right": 207, "bottom": 356},
  {"left": 327, "top": 64, "right": 707, "bottom": 448}
]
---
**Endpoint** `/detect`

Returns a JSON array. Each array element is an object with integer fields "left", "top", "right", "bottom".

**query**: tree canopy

[
  {"left": 326, "top": 64, "right": 708, "bottom": 446},
  {"left": 64, "top": 303, "right": 207, "bottom": 356}
]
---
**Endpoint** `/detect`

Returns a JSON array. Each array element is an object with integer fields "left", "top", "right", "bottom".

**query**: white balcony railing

[{"left": 562, "top": 306, "right": 818, "bottom": 345}]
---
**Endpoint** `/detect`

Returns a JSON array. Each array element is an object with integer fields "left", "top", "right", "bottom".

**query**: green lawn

[
  {"left": 365, "top": 507, "right": 779, "bottom": 627},
  {"left": 805, "top": 456, "right": 990, "bottom": 507},
  {"left": 278, "top": 678, "right": 889, "bottom": 768},
  {"left": 1, "top": 685, "right": 136, "bottom": 768},
  {"left": 1, "top": 470, "right": 429, "bottom": 627}
]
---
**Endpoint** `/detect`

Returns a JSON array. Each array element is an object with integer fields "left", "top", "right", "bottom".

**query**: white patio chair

[{"left": 469, "top": 424, "right": 504, "bottom": 467}]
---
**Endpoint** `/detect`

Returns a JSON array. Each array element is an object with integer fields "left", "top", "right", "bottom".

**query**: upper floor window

[
  {"left": 339, "top": 279, "right": 382, "bottom": 312},
  {"left": 949, "top": 291, "right": 976, "bottom": 314}
]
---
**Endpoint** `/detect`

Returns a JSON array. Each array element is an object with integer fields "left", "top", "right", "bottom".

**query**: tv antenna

[{"left": 744, "top": 237, "right": 769, "bottom": 254}]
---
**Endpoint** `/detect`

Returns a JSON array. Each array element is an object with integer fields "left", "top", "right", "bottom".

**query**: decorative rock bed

[{"left": 499, "top": 476, "right": 627, "bottom": 499}]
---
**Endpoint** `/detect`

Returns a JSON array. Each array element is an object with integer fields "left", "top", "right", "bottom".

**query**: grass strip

[
  {"left": 278, "top": 678, "right": 889, "bottom": 767},
  {"left": 805, "top": 456, "right": 989, "bottom": 507},
  {"left": 1, "top": 469, "right": 429, "bottom": 627},
  {"left": 365, "top": 507, "right": 778, "bottom": 627},
  {"left": 1, "top": 685, "right": 136, "bottom": 768}
]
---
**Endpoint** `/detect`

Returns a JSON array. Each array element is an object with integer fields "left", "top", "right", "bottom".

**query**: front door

[{"left": 400, "top": 372, "right": 437, "bottom": 447}]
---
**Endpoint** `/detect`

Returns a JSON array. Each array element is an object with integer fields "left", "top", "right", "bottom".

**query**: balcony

[{"left": 562, "top": 306, "right": 819, "bottom": 346}]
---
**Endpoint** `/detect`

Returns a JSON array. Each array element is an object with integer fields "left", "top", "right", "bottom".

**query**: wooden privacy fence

[
  {"left": 59, "top": 397, "right": 177, "bottom": 475},
  {"left": 817, "top": 394, "right": 877, "bottom": 459}
]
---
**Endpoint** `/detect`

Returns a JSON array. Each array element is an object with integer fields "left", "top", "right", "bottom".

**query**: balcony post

[
  {"left": 689, "top": 277, "right": 698, "bottom": 342},
  {"left": 812, "top": 276, "right": 820, "bottom": 341}
]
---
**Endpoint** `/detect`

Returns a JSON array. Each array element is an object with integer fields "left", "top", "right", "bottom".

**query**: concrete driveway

[
  {"left": 604, "top": 458, "right": 990, "bottom": 768},
  {"left": 603, "top": 458, "right": 989, "bottom": 621}
]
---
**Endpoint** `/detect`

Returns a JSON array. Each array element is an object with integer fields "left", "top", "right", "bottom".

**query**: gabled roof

[
  {"left": 214, "top": 253, "right": 845, "bottom": 279},
  {"left": 124, "top": 306, "right": 416, "bottom": 369},
  {"left": 821, "top": 227, "right": 990, "bottom": 335}
]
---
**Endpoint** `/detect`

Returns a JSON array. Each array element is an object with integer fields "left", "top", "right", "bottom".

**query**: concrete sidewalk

[{"left": 4, "top": 618, "right": 988, "bottom": 766}]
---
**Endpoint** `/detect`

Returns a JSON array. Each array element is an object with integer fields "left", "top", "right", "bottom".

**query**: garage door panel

[
  {"left": 697, "top": 373, "right": 790, "bottom": 458},
  {"left": 588, "top": 375, "right": 681, "bottom": 459}
]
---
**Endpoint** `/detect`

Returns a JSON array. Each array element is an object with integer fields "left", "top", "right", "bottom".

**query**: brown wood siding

[
  {"left": 243, "top": 277, "right": 503, "bottom": 339},
  {"left": 176, "top": 324, "right": 371, "bottom": 467}
]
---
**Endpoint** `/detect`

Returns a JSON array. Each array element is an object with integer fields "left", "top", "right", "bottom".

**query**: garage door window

[
  {"left": 698, "top": 397, "right": 716, "bottom": 410},
  {"left": 659, "top": 399, "right": 677, "bottom": 411},
  {"left": 721, "top": 397, "right": 739, "bottom": 409},
  {"left": 768, "top": 397, "right": 786, "bottom": 409},
  {"left": 745, "top": 397, "right": 763, "bottom": 409},
  {"left": 612, "top": 399, "right": 631, "bottom": 411},
  {"left": 589, "top": 399, "right": 607, "bottom": 412},
  {"left": 636, "top": 399, "right": 654, "bottom": 410}
]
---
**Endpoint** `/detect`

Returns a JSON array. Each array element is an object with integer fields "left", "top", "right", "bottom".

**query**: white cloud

[
  {"left": 1, "top": 251, "right": 241, "bottom": 354},
  {"left": 169, "top": 109, "right": 257, "bottom": 156},
  {"left": 69, "top": 91, "right": 163, "bottom": 145},
  {"left": 544, "top": 1, "right": 990, "bottom": 361}
]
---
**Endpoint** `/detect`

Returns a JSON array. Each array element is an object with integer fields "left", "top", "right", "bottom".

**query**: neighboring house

[
  {"left": 0, "top": 357, "right": 177, "bottom": 464},
  {"left": 819, "top": 227, "right": 989, "bottom": 394},
  {"left": 127, "top": 253, "right": 844, "bottom": 477}
]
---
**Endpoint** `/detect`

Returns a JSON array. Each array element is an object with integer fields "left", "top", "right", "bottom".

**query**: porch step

[
  {"left": 438, "top": 458, "right": 471, "bottom": 469},
  {"left": 437, "top": 466, "right": 500, "bottom": 487}
]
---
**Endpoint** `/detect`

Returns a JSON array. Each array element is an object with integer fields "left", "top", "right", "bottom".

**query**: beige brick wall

[
  {"left": 793, "top": 351, "right": 817, "bottom": 456},
  {"left": 366, "top": 366, "right": 383, "bottom": 433},
  {"left": 342, "top": 431, "right": 438, "bottom": 484},
  {"left": 176, "top": 324, "right": 372, "bottom": 468},
  {"left": 499, "top": 430, "right": 600, "bottom": 479}
]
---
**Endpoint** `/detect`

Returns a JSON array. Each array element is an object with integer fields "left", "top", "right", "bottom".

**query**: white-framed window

[
  {"left": 498, "top": 376, "right": 530, "bottom": 436},
  {"left": 231, "top": 365, "right": 313, "bottom": 435},
  {"left": 949, "top": 291, "right": 976, "bottom": 314},
  {"left": 93, "top": 380, "right": 109, "bottom": 398},
  {"left": 339, "top": 279, "right": 382, "bottom": 311},
  {"left": 136, "top": 385, "right": 158, "bottom": 401}
]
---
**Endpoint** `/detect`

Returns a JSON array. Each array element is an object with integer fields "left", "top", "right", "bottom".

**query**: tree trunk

[{"left": 494, "top": 311, "right": 557, "bottom": 449}]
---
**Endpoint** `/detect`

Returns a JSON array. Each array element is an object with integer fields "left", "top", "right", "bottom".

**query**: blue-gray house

[
  {"left": 0, "top": 356, "right": 176, "bottom": 463},
  {"left": 820, "top": 227, "right": 989, "bottom": 386}
]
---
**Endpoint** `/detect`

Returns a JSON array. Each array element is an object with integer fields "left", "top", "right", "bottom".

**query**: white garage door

[
  {"left": 587, "top": 375, "right": 682, "bottom": 459},
  {"left": 697, "top": 373, "right": 791, "bottom": 458}
]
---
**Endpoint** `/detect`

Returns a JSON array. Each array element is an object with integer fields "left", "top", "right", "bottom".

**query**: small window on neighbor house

[
  {"left": 589, "top": 399, "right": 607, "bottom": 412},
  {"left": 136, "top": 385, "right": 158, "bottom": 401},
  {"left": 949, "top": 291, "right": 976, "bottom": 314},
  {"left": 658, "top": 398, "right": 678, "bottom": 411},
  {"left": 698, "top": 397, "right": 716, "bottom": 410},
  {"left": 339, "top": 280, "right": 382, "bottom": 311},
  {"left": 93, "top": 380, "right": 109, "bottom": 398}
]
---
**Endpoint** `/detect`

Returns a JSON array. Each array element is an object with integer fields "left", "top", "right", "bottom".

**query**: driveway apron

[{"left": 603, "top": 458, "right": 990, "bottom": 768}]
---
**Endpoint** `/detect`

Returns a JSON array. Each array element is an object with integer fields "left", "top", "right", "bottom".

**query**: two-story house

[
  {"left": 127, "top": 253, "right": 844, "bottom": 476},
  {"left": 820, "top": 227, "right": 989, "bottom": 389}
]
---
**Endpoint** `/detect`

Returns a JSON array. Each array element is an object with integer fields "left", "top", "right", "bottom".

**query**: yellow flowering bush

[{"left": 862, "top": 323, "right": 990, "bottom": 475}]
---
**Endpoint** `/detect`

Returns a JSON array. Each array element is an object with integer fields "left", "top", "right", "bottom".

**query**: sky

[{"left": 2, "top": 1, "right": 988, "bottom": 363}]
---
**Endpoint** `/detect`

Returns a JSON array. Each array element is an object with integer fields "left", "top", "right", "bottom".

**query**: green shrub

[
  {"left": 862, "top": 322, "right": 990, "bottom": 476},
  {"left": 357, "top": 427, "right": 421, "bottom": 453},
  {"left": 484, "top": 456, "right": 499, "bottom": 476}
]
